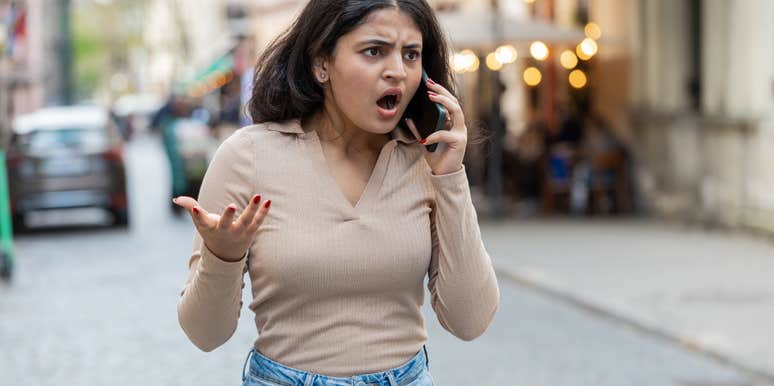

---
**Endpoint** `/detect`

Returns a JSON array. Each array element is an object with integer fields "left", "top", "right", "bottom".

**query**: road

[{"left": 0, "top": 133, "right": 768, "bottom": 386}]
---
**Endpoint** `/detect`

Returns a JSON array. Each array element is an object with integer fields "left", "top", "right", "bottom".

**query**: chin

[
  {"left": 355, "top": 107, "right": 406, "bottom": 134},
  {"left": 362, "top": 119, "right": 399, "bottom": 134}
]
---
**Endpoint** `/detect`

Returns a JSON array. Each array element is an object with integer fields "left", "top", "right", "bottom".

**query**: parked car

[{"left": 7, "top": 105, "right": 129, "bottom": 231}]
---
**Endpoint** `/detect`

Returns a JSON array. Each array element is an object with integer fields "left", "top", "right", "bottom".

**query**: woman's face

[{"left": 319, "top": 8, "right": 423, "bottom": 135}]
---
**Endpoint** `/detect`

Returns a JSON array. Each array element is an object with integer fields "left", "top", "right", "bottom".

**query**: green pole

[{"left": 0, "top": 150, "right": 14, "bottom": 279}]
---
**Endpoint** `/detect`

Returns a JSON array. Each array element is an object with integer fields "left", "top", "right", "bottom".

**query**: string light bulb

[
  {"left": 523, "top": 67, "right": 542, "bottom": 86},
  {"left": 486, "top": 52, "right": 503, "bottom": 71},
  {"left": 569, "top": 69, "right": 587, "bottom": 88},
  {"left": 560, "top": 50, "right": 578, "bottom": 69},
  {"left": 494, "top": 45, "right": 518, "bottom": 64},
  {"left": 585, "top": 22, "right": 602, "bottom": 40},
  {"left": 530, "top": 41, "right": 549, "bottom": 61}
]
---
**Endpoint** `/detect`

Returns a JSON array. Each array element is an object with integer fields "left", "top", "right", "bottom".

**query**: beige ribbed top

[{"left": 177, "top": 119, "right": 499, "bottom": 376}]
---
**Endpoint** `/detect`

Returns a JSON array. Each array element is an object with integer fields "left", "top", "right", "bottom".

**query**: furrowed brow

[
  {"left": 358, "top": 39, "right": 422, "bottom": 49},
  {"left": 359, "top": 39, "right": 393, "bottom": 48}
]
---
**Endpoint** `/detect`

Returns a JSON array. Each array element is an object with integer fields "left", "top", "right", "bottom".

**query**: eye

[
  {"left": 363, "top": 47, "right": 381, "bottom": 57},
  {"left": 404, "top": 50, "right": 420, "bottom": 61}
]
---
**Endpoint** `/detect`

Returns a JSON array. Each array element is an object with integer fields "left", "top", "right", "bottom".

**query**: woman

[{"left": 174, "top": 1, "right": 500, "bottom": 385}]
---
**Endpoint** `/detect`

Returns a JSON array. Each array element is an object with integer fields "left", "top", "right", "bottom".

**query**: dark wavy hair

[{"left": 247, "top": 0, "right": 455, "bottom": 127}]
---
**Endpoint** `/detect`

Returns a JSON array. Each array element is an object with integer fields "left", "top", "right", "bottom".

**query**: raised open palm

[{"left": 173, "top": 194, "right": 271, "bottom": 261}]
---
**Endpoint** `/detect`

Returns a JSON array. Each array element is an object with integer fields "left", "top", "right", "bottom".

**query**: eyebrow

[{"left": 358, "top": 39, "right": 422, "bottom": 49}]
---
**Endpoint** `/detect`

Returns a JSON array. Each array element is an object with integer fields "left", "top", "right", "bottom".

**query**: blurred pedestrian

[{"left": 172, "top": 1, "right": 499, "bottom": 385}]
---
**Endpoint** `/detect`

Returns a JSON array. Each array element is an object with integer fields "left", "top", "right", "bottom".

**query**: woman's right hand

[{"left": 173, "top": 194, "right": 271, "bottom": 262}]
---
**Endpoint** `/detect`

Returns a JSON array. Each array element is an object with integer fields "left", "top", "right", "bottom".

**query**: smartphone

[{"left": 401, "top": 69, "right": 447, "bottom": 152}]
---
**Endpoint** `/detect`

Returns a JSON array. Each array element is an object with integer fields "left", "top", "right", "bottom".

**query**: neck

[{"left": 304, "top": 106, "right": 389, "bottom": 158}]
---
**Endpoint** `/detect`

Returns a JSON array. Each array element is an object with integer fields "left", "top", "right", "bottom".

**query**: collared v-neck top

[{"left": 177, "top": 119, "right": 500, "bottom": 377}]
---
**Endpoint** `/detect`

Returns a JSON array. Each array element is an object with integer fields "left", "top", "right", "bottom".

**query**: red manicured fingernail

[
  {"left": 253, "top": 195, "right": 261, "bottom": 204},
  {"left": 420, "top": 138, "right": 427, "bottom": 144},
  {"left": 264, "top": 200, "right": 271, "bottom": 209},
  {"left": 192, "top": 207, "right": 200, "bottom": 214},
  {"left": 228, "top": 206, "right": 236, "bottom": 212},
  {"left": 427, "top": 78, "right": 435, "bottom": 85}
]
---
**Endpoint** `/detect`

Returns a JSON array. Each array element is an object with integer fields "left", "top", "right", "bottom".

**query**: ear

[{"left": 313, "top": 57, "right": 329, "bottom": 83}]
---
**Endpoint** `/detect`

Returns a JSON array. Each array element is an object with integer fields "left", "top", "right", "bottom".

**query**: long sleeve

[
  {"left": 177, "top": 131, "right": 256, "bottom": 352},
  {"left": 426, "top": 164, "right": 500, "bottom": 341}
]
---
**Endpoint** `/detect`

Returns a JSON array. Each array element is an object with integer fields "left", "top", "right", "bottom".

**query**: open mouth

[{"left": 376, "top": 94, "right": 399, "bottom": 110}]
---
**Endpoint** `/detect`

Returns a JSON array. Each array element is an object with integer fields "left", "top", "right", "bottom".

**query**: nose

[{"left": 383, "top": 53, "right": 407, "bottom": 82}]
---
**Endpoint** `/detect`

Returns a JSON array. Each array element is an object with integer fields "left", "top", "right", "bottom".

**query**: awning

[
  {"left": 175, "top": 54, "right": 235, "bottom": 96},
  {"left": 438, "top": 12, "right": 586, "bottom": 48},
  {"left": 192, "top": 54, "right": 234, "bottom": 83}
]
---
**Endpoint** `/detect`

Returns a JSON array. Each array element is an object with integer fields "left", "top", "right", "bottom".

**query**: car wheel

[
  {"left": 0, "top": 251, "right": 12, "bottom": 281},
  {"left": 111, "top": 209, "right": 129, "bottom": 227},
  {"left": 11, "top": 213, "right": 26, "bottom": 234}
]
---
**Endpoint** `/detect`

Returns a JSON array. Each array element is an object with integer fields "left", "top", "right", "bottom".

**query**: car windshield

[{"left": 25, "top": 127, "right": 107, "bottom": 151}]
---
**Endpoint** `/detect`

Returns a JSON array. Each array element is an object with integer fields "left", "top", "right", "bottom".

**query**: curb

[{"left": 494, "top": 265, "right": 774, "bottom": 384}]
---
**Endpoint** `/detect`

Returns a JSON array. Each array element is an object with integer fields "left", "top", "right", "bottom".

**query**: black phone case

[{"left": 401, "top": 69, "right": 447, "bottom": 152}]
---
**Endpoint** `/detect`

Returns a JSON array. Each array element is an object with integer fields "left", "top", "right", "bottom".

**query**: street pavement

[
  {"left": 482, "top": 218, "right": 774, "bottom": 382},
  {"left": 1, "top": 133, "right": 771, "bottom": 386}
]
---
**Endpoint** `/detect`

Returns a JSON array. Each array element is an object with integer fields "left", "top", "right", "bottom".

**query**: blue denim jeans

[{"left": 241, "top": 346, "right": 434, "bottom": 386}]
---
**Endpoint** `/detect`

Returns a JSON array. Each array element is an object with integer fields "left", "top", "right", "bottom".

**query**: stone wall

[{"left": 633, "top": 114, "right": 774, "bottom": 233}]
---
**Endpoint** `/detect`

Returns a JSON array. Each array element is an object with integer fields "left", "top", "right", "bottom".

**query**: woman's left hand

[{"left": 405, "top": 78, "right": 467, "bottom": 175}]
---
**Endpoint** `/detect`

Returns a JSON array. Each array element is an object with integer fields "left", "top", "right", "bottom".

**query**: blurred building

[
  {"left": 0, "top": 0, "right": 69, "bottom": 146},
  {"left": 228, "top": 0, "right": 304, "bottom": 47},
  {"left": 180, "top": 0, "right": 774, "bottom": 234},
  {"left": 144, "top": 0, "right": 231, "bottom": 96},
  {"left": 434, "top": 0, "right": 616, "bottom": 216},
  {"left": 630, "top": 0, "right": 774, "bottom": 233}
]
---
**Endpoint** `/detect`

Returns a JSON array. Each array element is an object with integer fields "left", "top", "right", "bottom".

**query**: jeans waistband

[{"left": 242, "top": 346, "right": 430, "bottom": 386}]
